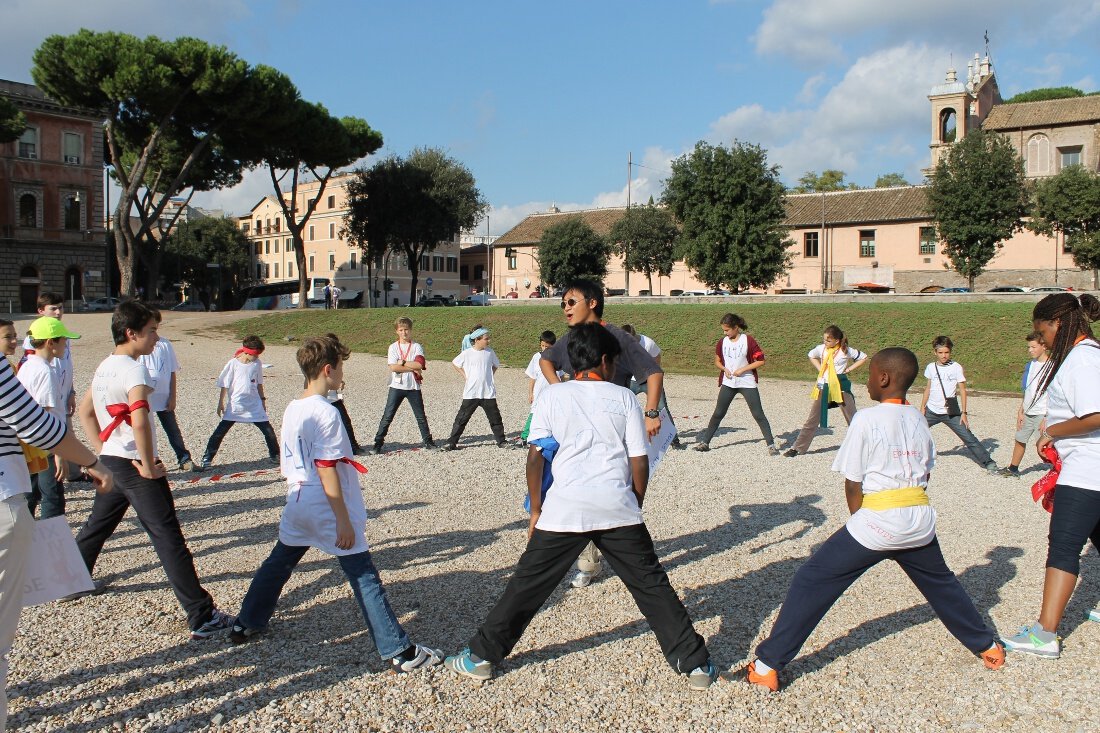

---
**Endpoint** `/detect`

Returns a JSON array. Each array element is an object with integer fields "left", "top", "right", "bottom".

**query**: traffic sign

[{"left": 426, "top": 277, "right": 433, "bottom": 287}]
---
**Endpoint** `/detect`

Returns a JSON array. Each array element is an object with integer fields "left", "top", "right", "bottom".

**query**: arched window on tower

[
  {"left": 939, "top": 108, "right": 957, "bottom": 143},
  {"left": 1027, "top": 134, "right": 1051, "bottom": 176}
]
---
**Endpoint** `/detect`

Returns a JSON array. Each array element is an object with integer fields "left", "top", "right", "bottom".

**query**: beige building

[{"left": 239, "top": 173, "right": 462, "bottom": 305}]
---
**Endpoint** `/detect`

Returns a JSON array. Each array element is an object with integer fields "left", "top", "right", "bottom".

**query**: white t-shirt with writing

[
  {"left": 923, "top": 361, "right": 965, "bottom": 415},
  {"left": 638, "top": 334, "right": 661, "bottom": 359},
  {"left": 217, "top": 357, "right": 267, "bottom": 422},
  {"left": 529, "top": 379, "right": 647, "bottom": 532},
  {"left": 1022, "top": 358, "right": 1051, "bottom": 417},
  {"left": 832, "top": 402, "right": 937, "bottom": 551},
  {"left": 452, "top": 348, "right": 499, "bottom": 399},
  {"left": 720, "top": 334, "right": 758, "bottom": 389},
  {"left": 278, "top": 395, "right": 367, "bottom": 555},
  {"left": 387, "top": 340, "right": 424, "bottom": 391},
  {"left": 1045, "top": 339, "right": 1100, "bottom": 492},
  {"left": 24, "top": 336, "right": 73, "bottom": 401},
  {"left": 139, "top": 338, "right": 180, "bottom": 413},
  {"left": 808, "top": 344, "right": 866, "bottom": 378},
  {"left": 91, "top": 354, "right": 157, "bottom": 460},
  {"left": 525, "top": 352, "right": 563, "bottom": 404},
  {"left": 17, "top": 354, "right": 63, "bottom": 420}
]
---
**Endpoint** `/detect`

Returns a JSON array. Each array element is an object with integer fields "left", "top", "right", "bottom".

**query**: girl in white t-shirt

[
  {"left": 199, "top": 336, "right": 279, "bottom": 470},
  {"left": 1003, "top": 293, "right": 1100, "bottom": 659},
  {"left": 440, "top": 329, "right": 511, "bottom": 450},
  {"left": 231, "top": 335, "right": 443, "bottom": 672},
  {"left": 788, "top": 325, "right": 867, "bottom": 456},
  {"left": 694, "top": 313, "right": 779, "bottom": 454},
  {"left": 919, "top": 336, "right": 997, "bottom": 471}
]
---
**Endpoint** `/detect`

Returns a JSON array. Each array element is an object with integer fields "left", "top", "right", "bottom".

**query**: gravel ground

[{"left": 7, "top": 311, "right": 1098, "bottom": 733}]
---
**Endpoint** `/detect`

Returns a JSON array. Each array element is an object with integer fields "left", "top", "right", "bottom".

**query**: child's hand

[
  {"left": 335, "top": 518, "right": 355, "bottom": 550},
  {"left": 1016, "top": 412, "right": 1024, "bottom": 430},
  {"left": 216, "top": 403, "right": 224, "bottom": 417},
  {"left": 527, "top": 510, "right": 541, "bottom": 540},
  {"left": 133, "top": 458, "right": 166, "bottom": 480},
  {"left": 724, "top": 369, "right": 734, "bottom": 379}
]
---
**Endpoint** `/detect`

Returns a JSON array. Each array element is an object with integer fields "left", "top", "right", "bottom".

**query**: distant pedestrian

[
  {"left": 918, "top": 336, "right": 998, "bottom": 472},
  {"left": 331, "top": 285, "right": 342, "bottom": 310},
  {"left": 998, "top": 332, "right": 1051, "bottom": 478},
  {"left": 322, "top": 282, "right": 332, "bottom": 310},
  {"left": 199, "top": 335, "right": 279, "bottom": 469}
]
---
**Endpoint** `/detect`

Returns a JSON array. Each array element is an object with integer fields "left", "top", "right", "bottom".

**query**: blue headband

[{"left": 470, "top": 328, "right": 489, "bottom": 341}]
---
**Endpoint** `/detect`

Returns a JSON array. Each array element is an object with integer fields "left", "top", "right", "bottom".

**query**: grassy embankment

[{"left": 231, "top": 302, "right": 1038, "bottom": 393}]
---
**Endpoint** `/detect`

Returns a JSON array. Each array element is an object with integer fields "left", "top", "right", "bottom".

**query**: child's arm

[
  {"left": 77, "top": 390, "right": 102, "bottom": 454},
  {"left": 844, "top": 479, "right": 863, "bottom": 514},
  {"left": 167, "top": 372, "right": 177, "bottom": 412},
  {"left": 216, "top": 387, "right": 227, "bottom": 416},
  {"left": 808, "top": 356, "right": 823, "bottom": 373},
  {"left": 713, "top": 353, "right": 727, "bottom": 375},
  {"left": 958, "top": 380, "right": 970, "bottom": 426},
  {"left": 630, "top": 455, "right": 649, "bottom": 508},
  {"left": 257, "top": 384, "right": 267, "bottom": 411},
  {"left": 844, "top": 354, "right": 868, "bottom": 375},
  {"left": 129, "top": 385, "right": 166, "bottom": 480},
  {"left": 317, "top": 463, "right": 354, "bottom": 550},
  {"left": 525, "top": 446, "right": 543, "bottom": 538},
  {"left": 919, "top": 382, "right": 930, "bottom": 413},
  {"left": 734, "top": 359, "right": 765, "bottom": 377},
  {"left": 453, "top": 365, "right": 466, "bottom": 379},
  {"left": 528, "top": 378, "right": 535, "bottom": 404},
  {"left": 1017, "top": 400, "right": 1025, "bottom": 430}
]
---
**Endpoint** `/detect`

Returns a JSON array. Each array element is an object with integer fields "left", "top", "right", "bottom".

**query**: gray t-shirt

[{"left": 541, "top": 322, "right": 662, "bottom": 388}]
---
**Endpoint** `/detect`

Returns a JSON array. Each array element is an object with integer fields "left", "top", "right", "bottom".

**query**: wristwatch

[{"left": 644, "top": 409, "right": 660, "bottom": 419}]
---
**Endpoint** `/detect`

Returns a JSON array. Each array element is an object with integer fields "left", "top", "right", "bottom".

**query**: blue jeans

[
  {"left": 202, "top": 420, "right": 278, "bottom": 464},
  {"left": 236, "top": 540, "right": 411, "bottom": 660},
  {"left": 373, "top": 388, "right": 433, "bottom": 446},
  {"left": 27, "top": 459, "right": 64, "bottom": 519},
  {"left": 157, "top": 410, "right": 192, "bottom": 466},
  {"left": 924, "top": 411, "right": 993, "bottom": 467}
]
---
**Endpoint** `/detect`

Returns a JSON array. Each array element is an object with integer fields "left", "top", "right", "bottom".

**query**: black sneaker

[
  {"left": 439, "top": 444, "right": 458, "bottom": 452},
  {"left": 784, "top": 449, "right": 799, "bottom": 458},
  {"left": 368, "top": 444, "right": 384, "bottom": 456},
  {"left": 191, "top": 609, "right": 234, "bottom": 640},
  {"left": 998, "top": 466, "right": 1020, "bottom": 478},
  {"left": 230, "top": 620, "right": 264, "bottom": 644},
  {"left": 422, "top": 441, "right": 438, "bottom": 451}
]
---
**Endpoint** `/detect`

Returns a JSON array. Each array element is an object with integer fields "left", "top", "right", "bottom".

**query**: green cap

[{"left": 28, "top": 317, "right": 80, "bottom": 341}]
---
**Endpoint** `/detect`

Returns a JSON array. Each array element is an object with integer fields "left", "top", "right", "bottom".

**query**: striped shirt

[{"left": 0, "top": 358, "right": 66, "bottom": 500}]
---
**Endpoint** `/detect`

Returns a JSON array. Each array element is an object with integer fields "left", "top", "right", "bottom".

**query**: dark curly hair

[{"left": 1031, "top": 293, "right": 1100, "bottom": 400}]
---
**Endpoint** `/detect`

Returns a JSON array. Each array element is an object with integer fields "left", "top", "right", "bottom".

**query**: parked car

[
  {"left": 937, "top": 287, "right": 971, "bottom": 293},
  {"left": 170, "top": 300, "right": 206, "bottom": 312},
  {"left": 457, "top": 296, "right": 489, "bottom": 306},
  {"left": 988, "top": 286, "right": 1026, "bottom": 293},
  {"left": 835, "top": 288, "right": 870, "bottom": 294},
  {"left": 1028, "top": 285, "right": 1071, "bottom": 292},
  {"left": 412, "top": 294, "right": 455, "bottom": 307},
  {"left": 79, "top": 297, "right": 122, "bottom": 313}
]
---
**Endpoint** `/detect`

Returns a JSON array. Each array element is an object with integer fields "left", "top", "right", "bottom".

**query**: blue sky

[{"left": 3, "top": 0, "right": 1099, "bottom": 234}]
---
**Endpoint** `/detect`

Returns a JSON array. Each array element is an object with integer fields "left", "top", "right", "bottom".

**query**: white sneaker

[
  {"left": 571, "top": 570, "right": 595, "bottom": 588},
  {"left": 1088, "top": 608, "right": 1100, "bottom": 623}
]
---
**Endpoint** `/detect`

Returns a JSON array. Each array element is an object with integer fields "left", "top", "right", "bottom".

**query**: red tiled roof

[
  {"left": 784, "top": 186, "right": 929, "bottom": 227},
  {"left": 494, "top": 208, "right": 628, "bottom": 245},
  {"left": 982, "top": 96, "right": 1100, "bottom": 131}
]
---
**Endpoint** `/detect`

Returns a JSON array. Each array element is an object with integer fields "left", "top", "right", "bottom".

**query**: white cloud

[
  {"left": 192, "top": 167, "right": 276, "bottom": 218},
  {"left": 0, "top": 0, "right": 250, "bottom": 80},
  {"left": 797, "top": 73, "right": 827, "bottom": 104}
]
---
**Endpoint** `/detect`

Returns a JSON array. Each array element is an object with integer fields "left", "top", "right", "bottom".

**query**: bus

[{"left": 241, "top": 278, "right": 330, "bottom": 310}]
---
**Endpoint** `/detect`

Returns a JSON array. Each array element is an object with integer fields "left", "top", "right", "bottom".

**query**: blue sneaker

[
  {"left": 444, "top": 648, "right": 493, "bottom": 681},
  {"left": 687, "top": 660, "right": 718, "bottom": 690},
  {"left": 1088, "top": 608, "right": 1100, "bottom": 623},
  {"left": 1002, "top": 622, "right": 1061, "bottom": 659}
]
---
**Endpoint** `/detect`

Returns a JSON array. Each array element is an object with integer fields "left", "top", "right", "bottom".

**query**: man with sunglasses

[{"left": 539, "top": 279, "right": 667, "bottom": 588}]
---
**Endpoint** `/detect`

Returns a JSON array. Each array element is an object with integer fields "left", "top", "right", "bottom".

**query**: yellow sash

[
  {"left": 810, "top": 346, "right": 842, "bottom": 401},
  {"left": 861, "top": 487, "right": 929, "bottom": 511},
  {"left": 21, "top": 441, "right": 50, "bottom": 474}
]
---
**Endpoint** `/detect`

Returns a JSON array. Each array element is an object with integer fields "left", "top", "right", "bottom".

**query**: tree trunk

[
  {"left": 647, "top": 271, "right": 654, "bottom": 295},
  {"left": 968, "top": 273, "right": 976, "bottom": 290},
  {"left": 293, "top": 232, "right": 308, "bottom": 308},
  {"left": 1093, "top": 267, "right": 1098, "bottom": 290},
  {"left": 114, "top": 227, "right": 135, "bottom": 297}
]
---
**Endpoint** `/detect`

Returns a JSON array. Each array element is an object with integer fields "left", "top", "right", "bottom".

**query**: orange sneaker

[
  {"left": 980, "top": 642, "right": 1005, "bottom": 670},
  {"left": 746, "top": 660, "right": 779, "bottom": 692}
]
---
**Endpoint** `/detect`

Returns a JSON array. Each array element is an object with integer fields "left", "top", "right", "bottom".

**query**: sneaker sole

[
  {"left": 1001, "top": 642, "right": 1060, "bottom": 659},
  {"left": 444, "top": 657, "right": 491, "bottom": 681}
]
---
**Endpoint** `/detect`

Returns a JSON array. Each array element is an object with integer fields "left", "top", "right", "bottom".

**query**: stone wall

[
  {"left": 0, "top": 238, "right": 109, "bottom": 313},
  {"left": 891, "top": 267, "right": 1096, "bottom": 292}
]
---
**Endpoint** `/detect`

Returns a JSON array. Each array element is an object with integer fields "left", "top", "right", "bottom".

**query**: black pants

[
  {"left": 373, "top": 388, "right": 433, "bottom": 446},
  {"left": 446, "top": 398, "right": 505, "bottom": 447},
  {"left": 331, "top": 399, "right": 362, "bottom": 450},
  {"left": 1046, "top": 483, "right": 1100, "bottom": 575},
  {"left": 469, "top": 524, "right": 710, "bottom": 673},
  {"left": 699, "top": 386, "right": 774, "bottom": 445},
  {"left": 74, "top": 456, "right": 215, "bottom": 631},
  {"left": 202, "top": 419, "right": 278, "bottom": 463},
  {"left": 756, "top": 527, "right": 994, "bottom": 671}
]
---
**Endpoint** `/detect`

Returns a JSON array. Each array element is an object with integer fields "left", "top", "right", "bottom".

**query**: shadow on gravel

[{"left": 780, "top": 544, "right": 1024, "bottom": 686}]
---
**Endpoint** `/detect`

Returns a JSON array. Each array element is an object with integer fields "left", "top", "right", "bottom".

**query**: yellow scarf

[
  {"left": 861, "top": 487, "right": 929, "bottom": 511},
  {"left": 810, "top": 346, "right": 842, "bottom": 402}
]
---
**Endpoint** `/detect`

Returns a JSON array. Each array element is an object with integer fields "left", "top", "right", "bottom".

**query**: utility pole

[{"left": 625, "top": 152, "right": 631, "bottom": 296}]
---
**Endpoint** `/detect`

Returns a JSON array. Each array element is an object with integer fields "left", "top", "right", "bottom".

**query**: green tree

[
  {"left": 662, "top": 140, "right": 791, "bottom": 293},
  {"left": 252, "top": 100, "right": 382, "bottom": 307},
  {"left": 537, "top": 217, "right": 609, "bottom": 288},
  {"left": 874, "top": 172, "right": 910, "bottom": 188},
  {"left": 0, "top": 97, "right": 25, "bottom": 143},
  {"left": 928, "top": 129, "right": 1028, "bottom": 289},
  {"left": 793, "top": 169, "right": 859, "bottom": 193},
  {"left": 344, "top": 147, "right": 487, "bottom": 304},
  {"left": 32, "top": 30, "right": 298, "bottom": 296},
  {"left": 1030, "top": 165, "right": 1100, "bottom": 287},
  {"left": 161, "top": 216, "right": 251, "bottom": 309},
  {"left": 607, "top": 204, "right": 679, "bottom": 294}
]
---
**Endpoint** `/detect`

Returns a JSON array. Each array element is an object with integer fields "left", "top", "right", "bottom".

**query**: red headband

[{"left": 235, "top": 347, "right": 261, "bottom": 357}]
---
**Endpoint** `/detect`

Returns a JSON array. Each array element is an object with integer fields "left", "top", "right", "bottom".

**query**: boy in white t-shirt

[
  {"left": 520, "top": 329, "right": 558, "bottom": 443},
  {"left": 139, "top": 309, "right": 196, "bottom": 472},
  {"left": 20, "top": 292, "right": 79, "bottom": 481},
  {"left": 74, "top": 301, "right": 233, "bottom": 639},
  {"left": 741, "top": 347, "right": 1004, "bottom": 692},
  {"left": 999, "top": 332, "right": 1051, "bottom": 478},
  {"left": 919, "top": 336, "right": 998, "bottom": 472},
  {"left": 369, "top": 317, "right": 435, "bottom": 454},
  {"left": 440, "top": 328, "right": 511, "bottom": 451},
  {"left": 230, "top": 335, "right": 443, "bottom": 672},
  {"left": 445, "top": 322, "right": 718, "bottom": 690},
  {"left": 199, "top": 335, "right": 279, "bottom": 469},
  {"left": 18, "top": 316, "right": 79, "bottom": 518}
]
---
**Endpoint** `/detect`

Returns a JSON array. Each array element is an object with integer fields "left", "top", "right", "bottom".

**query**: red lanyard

[{"left": 396, "top": 341, "right": 413, "bottom": 361}]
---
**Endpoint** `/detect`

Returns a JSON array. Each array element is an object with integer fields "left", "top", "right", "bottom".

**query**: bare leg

[{"left": 1038, "top": 568, "right": 1078, "bottom": 632}]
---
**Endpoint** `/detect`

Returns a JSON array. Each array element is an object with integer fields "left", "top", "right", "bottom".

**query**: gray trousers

[
  {"left": 791, "top": 392, "right": 857, "bottom": 454},
  {"left": 925, "top": 411, "right": 993, "bottom": 467}
]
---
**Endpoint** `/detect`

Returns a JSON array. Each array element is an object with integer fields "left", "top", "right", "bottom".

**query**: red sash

[
  {"left": 314, "top": 457, "right": 368, "bottom": 474},
  {"left": 234, "top": 346, "right": 261, "bottom": 358},
  {"left": 99, "top": 400, "right": 151, "bottom": 442}
]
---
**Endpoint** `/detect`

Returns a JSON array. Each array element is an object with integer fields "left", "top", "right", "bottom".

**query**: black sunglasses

[{"left": 560, "top": 298, "right": 582, "bottom": 309}]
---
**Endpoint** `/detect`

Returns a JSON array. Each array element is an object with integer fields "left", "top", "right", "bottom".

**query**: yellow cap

[{"left": 28, "top": 317, "right": 80, "bottom": 341}]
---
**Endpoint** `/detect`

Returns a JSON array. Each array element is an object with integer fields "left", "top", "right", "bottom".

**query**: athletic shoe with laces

[
  {"left": 179, "top": 458, "right": 195, "bottom": 472},
  {"left": 693, "top": 442, "right": 710, "bottom": 452},
  {"left": 439, "top": 443, "right": 458, "bottom": 452},
  {"left": 444, "top": 648, "right": 493, "bottom": 681},
  {"left": 768, "top": 443, "right": 782, "bottom": 456},
  {"left": 998, "top": 466, "right": 1020, "bottom": 478},
  {"left": 1002, "top": 622, "right": 1061, "bottom": 658},
  {"left": 784, "top": 449, "right": 799, "bottom": 458},
  {"left": 1088, "top": 608, "right": 1100, "bottom": 623},
  {"left": 191, "top": 609, "right": 234, "bottom": 640},
  {"left": 391, "top": 644, "right": 444, "bottom": 673},
  {"left": 687, "top": 661, "right": 718, "bottom": 690},
  {"left": 980, "top": 641, "right": 1006, "bottom": 670},
  {"left": 745, "top": 660, "right": 779, "bottom": 691},
  {"left": 984, "top": 462, "right": 1000, "bottom": 474},
  {"left": 229, "top": 621, "right": 264, "bottom": 644}
]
